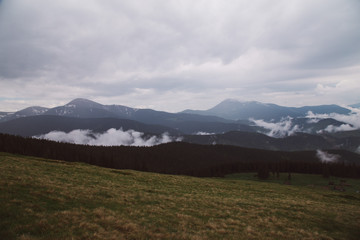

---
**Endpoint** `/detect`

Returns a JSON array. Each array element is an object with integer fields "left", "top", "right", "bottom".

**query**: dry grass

[{"left": 1, "top": 152, "right": 360, "bottom": 239}]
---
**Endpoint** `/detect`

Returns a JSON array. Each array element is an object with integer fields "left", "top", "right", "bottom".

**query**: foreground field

[{"left": 1, "top": 152, "right": 360, "bottom": 239}]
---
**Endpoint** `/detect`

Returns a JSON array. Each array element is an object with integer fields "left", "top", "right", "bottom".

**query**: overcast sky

[{"left": 0, "top": 0, "right": 360, "bottom": 112}]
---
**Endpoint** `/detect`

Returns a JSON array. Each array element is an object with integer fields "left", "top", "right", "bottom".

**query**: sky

[{"left": 0, "top": 0, "right": 360, "bottom": 112}]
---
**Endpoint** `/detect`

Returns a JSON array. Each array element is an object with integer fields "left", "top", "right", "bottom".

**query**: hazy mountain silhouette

[
  {"left": 183, "top": 99, "right": 351, "bottom": 121},
  {"left": 0, "top": 115, "right": 180, "bottom": 137}
]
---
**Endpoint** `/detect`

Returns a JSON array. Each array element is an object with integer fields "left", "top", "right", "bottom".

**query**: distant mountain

[
  {"left": 0, "top": 98, "right": 357, "bottom": 139},
  {"left": 350, "top": 103, "right": 360, "bottom": 108},
  {"left": 1, "top": 99, "right": 354, "bottom": 125},
  {"left": 0, "top": 98, "right": 249, "bottom": 134},
  {"left": 0, "top": 106, "right": 48, "bottom": 122},
  {"left": 43, "top": 99, "right": 234, "bottom": 127},
  {"left": 0, "top": 112, "right": 12, "bottom": 120},
  {"left": 0, "top": 99, "right": 141, "bottom": 123},
  {"left": 296, "top": 105, "right": 350, "bottom": 115},
  {"left": 183, "top": 99, "right": 351, "bottom": 121},
  {"left": 1, "top": 98, "right": 359, "bottom": 153},
  {"left": 44, "top": 98, "right": 133, "bottom": 119},
  {"left": 0, "top": 115, "right": 180, "bottom": 137},
  {"left": 127, "top": 109, "right": 250, "bottom": 134},
  {"left": 0, "top": 114, "right": 257, "bottom": 137},
  {"left": 46, "top": 99, "right": 247, "bottom": 134},
  {"left": 183, "top": 99, "right": 300, "bottom": 121}
]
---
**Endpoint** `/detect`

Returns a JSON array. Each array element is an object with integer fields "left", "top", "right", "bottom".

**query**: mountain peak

[
  {"left": 14, "top": 106, "right": 49, "bottom": 116},
  {"left": 213, "top": 99, "right": 267, "bottom": 110},
  {"left": 220, "top": 99, "right": 264, "bottom": 105},
  {"left": 67, "top": 98, "right": 96, "bottom": 104},
  {"left": 66, "top": 98, "right": 103, "bottom": 108},
  {"left": 221, "top": 98, "right": 240, "bottom": 103}
]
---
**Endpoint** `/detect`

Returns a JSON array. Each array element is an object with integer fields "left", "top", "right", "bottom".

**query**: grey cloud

[
  {"left": 0, "top": 0, "right": 360, "bottom": 111},
  {"left": 2, "top": 0, "right": 359, "bottom": 77}
]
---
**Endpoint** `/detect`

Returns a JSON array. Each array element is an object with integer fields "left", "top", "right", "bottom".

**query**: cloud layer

[
  {"left": 35, "top": 128, "right": 180, "bottom": 146},
  {"left": 251, "top": 106, "right": 360, "bottom": 136},
  {"left": 306, "top": 107, "right": 360, "bottom": 133},
  {"left": 1, "top": 0, "right": 360, "bottom": 111},
  {"left": 250, "top": 117, "right": 300, "bottom": 138},
  {"left": 316, "top": 150, "right": 340, "bottom": 163}
]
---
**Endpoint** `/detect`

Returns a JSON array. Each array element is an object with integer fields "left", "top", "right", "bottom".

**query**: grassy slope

[{"left": 1, "top": 152, "right": 360, "bottom": 240}]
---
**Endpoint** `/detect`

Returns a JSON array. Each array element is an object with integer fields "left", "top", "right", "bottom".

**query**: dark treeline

[{"left": 0, "top": 133, "right": 359, "bottom": 178}]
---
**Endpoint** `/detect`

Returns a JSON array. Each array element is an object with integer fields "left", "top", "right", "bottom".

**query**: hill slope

[
  {"left": 183, "top": 131, "right": 335, "bottom": 151},
  {"left": 1, "top": 152, "right": 360, "bottom": 240},
  {"left": 1, "top": 133, "right": 359, "bottom": 178}
]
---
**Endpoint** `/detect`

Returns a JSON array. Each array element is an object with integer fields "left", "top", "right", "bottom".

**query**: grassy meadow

[{"left": 1, "top": 152, "right": 360, "bottom": 239}]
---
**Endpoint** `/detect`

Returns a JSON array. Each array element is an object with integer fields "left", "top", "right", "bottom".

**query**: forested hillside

[{"left": 1, "top": 133, "right": 359, "bottom": 178}]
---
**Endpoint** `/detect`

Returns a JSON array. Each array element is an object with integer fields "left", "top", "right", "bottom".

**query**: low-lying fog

[{"left": 35, "top": 128, "right": 182, "bottom": 147}]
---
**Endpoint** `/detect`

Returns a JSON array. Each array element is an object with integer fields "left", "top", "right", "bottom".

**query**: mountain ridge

[
  {"left": 0, "top": 113, "right": 358, "bottom": 153},
  {"left": 182, "top": 99, "right": 351, "bottom": 121},
  {"left": 0, "top": 98, "right": 358, "bottom": 144},
  {"left": 0, "top": 115, "right": 180, "bottom": 137},
  {"left": 350, "top": 103, "right": 360, "bottom": 108},
  {"left": 0, "top": 98, "right": 354, "bottom": 123}
]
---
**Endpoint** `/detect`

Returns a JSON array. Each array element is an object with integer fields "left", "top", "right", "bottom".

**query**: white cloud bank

[
  {"left": 35, "top": 128, "right": 181, "bottom": 146},
  {"left": 242, "top": 105, "right": 360, "bottom": 137},
  {"left": 195, "top": 131, "right": 215, "bottom": 136},
  {"left": 306, "top": 107, "right": 360, "bottom": 133},
  {"left": 250, "top": 117, "right": 300, "bottom": 138},
  {"left": 316, "top": 150, "right": 340, "bottom": 163}
]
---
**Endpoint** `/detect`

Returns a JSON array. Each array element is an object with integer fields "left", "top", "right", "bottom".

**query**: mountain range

[
  {"left": 183, "top": 99, "right": 352, "bottom": 121},
  {"left": 0, "top": 98, "right": 359, "bottom": 152},
  {"left": 0, "top": 98, "right": 254, "bottom": 135}
]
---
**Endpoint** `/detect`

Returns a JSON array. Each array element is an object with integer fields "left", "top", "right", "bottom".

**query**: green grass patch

[
  {"left": 1, "top": 152, "right": 360, "bottom": 239},
  {"left": 225, "top": 172, "right": 360, "bottom": 191}
]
